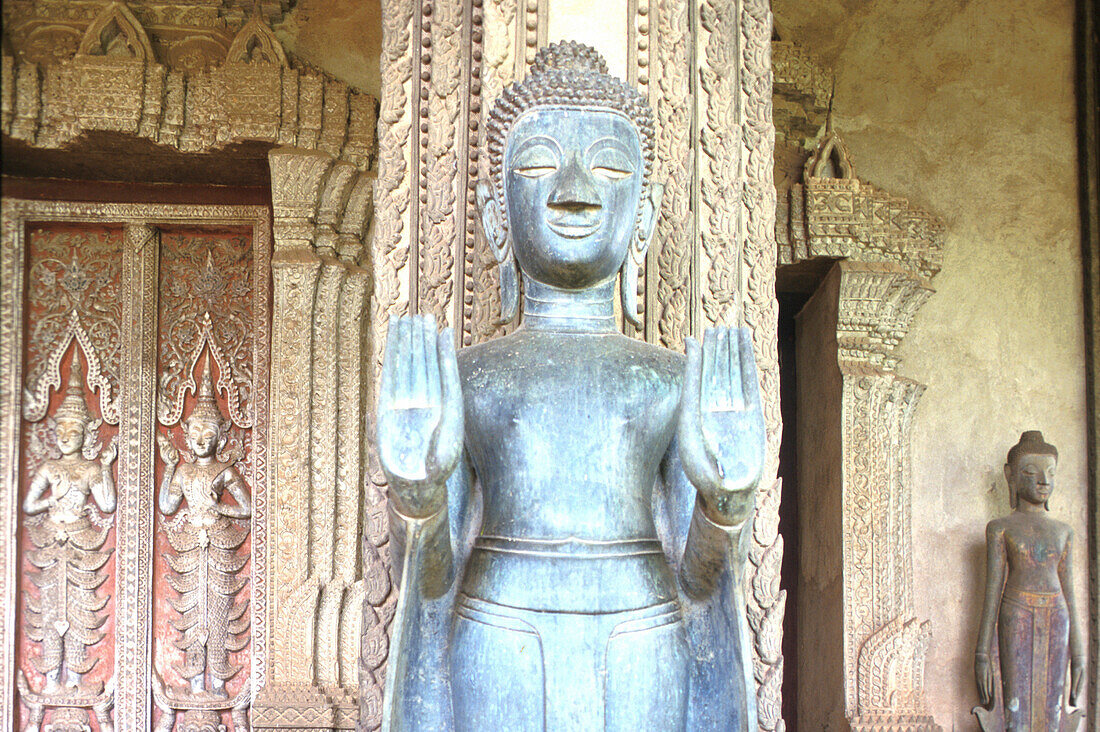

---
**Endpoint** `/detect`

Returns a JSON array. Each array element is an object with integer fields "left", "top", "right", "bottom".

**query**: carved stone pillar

[
  {"left": 368, "top": 0, "right": 782, "bottom": 729},
  {"left": 786, "top": 131, "right": 944, "bottom": 731},
  {"left": 253, "top": 148, "right": 376, "bottom": 731}
]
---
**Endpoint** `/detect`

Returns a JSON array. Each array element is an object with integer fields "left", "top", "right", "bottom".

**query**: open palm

[
  {"left": 377, "top": 315, "right": 464, "bottom": 518},
  {"left": 677, "top": 327, "right": 766, "bottom": 526}
]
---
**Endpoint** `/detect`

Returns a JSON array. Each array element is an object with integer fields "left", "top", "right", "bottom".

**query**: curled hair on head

[
  {"left": 484, "top": 41, "right": 656, "bottom": 232},
  {"left": 1006, "top": 430, "right": 1058, "bottom": 468}
]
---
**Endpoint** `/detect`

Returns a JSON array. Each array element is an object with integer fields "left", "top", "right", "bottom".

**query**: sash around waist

[
  {"left": 1002, "top": 585, "right": 1067, "bottom": 609},
  {"left": 462, "top": 536, "right": 677, "bottom": 612},
  {"left": 473, "top": 535, "right": 665, "bottom": 558}
]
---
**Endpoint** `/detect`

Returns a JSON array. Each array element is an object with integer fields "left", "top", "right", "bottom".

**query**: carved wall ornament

[
  {"left": 1, "top": 0, "right": 377, "bottom": 168},
  {"left": 252, "top": 148, "right": 378, "bottom": 730},
  {"left": 76, "top": 2, "right": 156, "bottom": 61},
  {"left": 19, "top": 349, "right": 118, "bottom": 732},
  {"left": 778, "top": 128, "right": 945, "bottom": 280},
  {"left": 3, "top": 0, "right": 380, "bottom": 714},
  {"left": 1, "top": 201, "right": 272, "bottom": 732},
  {"left": 154, "top": 353, "right": 253, "bottom": 731}
]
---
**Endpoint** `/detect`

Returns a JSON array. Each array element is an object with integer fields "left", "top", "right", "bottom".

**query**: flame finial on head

[
  {"left": 55, "top": 354, "right": 93, "bottom": 424},
  {"left": 186, "top": 355, "right": 224, "bottom": 425}
]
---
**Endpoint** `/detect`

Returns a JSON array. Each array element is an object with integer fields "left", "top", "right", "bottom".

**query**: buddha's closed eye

[
  {"left": 513, "top": 143, "right": 560, "bottom": 178},
  {"left": 590, "top": 149, "right": 634, "bottom": 180}
]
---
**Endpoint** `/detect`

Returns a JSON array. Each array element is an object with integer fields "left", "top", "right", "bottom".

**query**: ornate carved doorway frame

[{"left": 1, "top": 0, "right": 379, "bottom": 727}]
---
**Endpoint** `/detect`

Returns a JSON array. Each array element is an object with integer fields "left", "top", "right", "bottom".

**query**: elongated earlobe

[
  {"left": 497, "top": 257, "right": 518, "bottom": 325},
  {"left": 620, "top": 182, "right": 664, "bottom": 329},
  {"left": 476, "top": 179, "right": 518, "bottom": 324},
  {"left": 621, "top": 254, "right": 641, "bottom": 329}
]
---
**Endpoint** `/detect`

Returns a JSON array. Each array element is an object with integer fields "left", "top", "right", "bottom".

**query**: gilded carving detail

[
  {"left": 19, "top": 353, "right": 118, "bottom": 732},
  {"left": 1, "top": 202, "right": 272, "bottom": 732},
  {"left": 154, "top": 354, "right": 252, "bottom": 730},
  {"left": 152, "top": 225, "right": 262, "bottom": 731},
  {"left": 2, "top": 1, "right": 376, "bottom": 168}
]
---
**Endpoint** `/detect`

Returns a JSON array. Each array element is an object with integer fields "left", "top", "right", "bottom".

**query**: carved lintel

[{"left": 777, "top": 129, "right": 945, "bottom": 279}]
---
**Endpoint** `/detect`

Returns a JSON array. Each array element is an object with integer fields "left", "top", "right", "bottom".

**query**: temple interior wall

[{"left": 775, "top": 0, "right": 1091, "bottom": 728}]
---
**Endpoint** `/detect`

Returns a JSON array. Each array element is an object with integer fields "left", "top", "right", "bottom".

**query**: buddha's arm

[
  {"left": 378, "top": 315, "right": 465, "bottom": 600},
  {"left": 664, "top": 444, "right": 750, "bottom": 600},
  {"left": 1059, "top": 528, "right": 1086, "bottom": 705},
  {"left": 974, "top": 521, "right": 1005, "bottom": 706},
  {"left": 675, "top": 327, "right": 765, "bottom": 599}
]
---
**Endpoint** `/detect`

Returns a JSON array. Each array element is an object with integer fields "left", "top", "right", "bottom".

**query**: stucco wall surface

[
  {"left": 276, "top": 0, "right": 383, "bottom": 98},
  {"left": 775, "top": 0, "right": 1089, "bottom": 728}
]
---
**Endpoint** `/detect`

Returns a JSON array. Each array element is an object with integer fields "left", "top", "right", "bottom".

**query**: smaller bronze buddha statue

[{"left": 974, "top": 431, "right": 1085, "bottom": 730}]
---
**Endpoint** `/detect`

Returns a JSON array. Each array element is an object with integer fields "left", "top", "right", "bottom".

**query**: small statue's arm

[
  {"left": 91, "top": 441, "right": 117, "bottom": 514},
  {"left": 157, "top": 433, "right": 185, "bottom": 516},
  {"left": 1059, "top": 527, "right": 1086, "bottom": 707},
  {"left": 213, "top": 464, "right": 252, "bottom": 519},
  {"left": 974, "top": 521, "right": 1006, "bottom": 708},
  {"left": 676, "top": 327, "right": 766, "bottom": 599},
  {"left": 23, "top": 467, "right": 54, "bottom": 515},
  {"left": 377, "top": 315, "right": 465, "bottom": 598}
]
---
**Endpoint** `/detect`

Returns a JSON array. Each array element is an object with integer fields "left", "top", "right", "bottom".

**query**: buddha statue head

[
  {"left": 1004, "top": 430, "right": 1058, "bottom": 510},
  {"left": 54, "top": 355, "right": 95, "bottom": 456},
  {"left": 479, "top": 41, "right": 663, "bottom": 326},
  {"left": 183, "top": 357, "right": 228, "bottom": 460}
]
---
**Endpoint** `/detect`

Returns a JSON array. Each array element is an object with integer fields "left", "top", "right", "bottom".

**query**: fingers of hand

[
  {"left": 701, "top": 327, "right": 746, "bottom": 412},
  {"left": 382, "top": 315, "right": 444, "bottom": 410},
  {"left": 738, "top": 327, "right": 762, "bottom": 410},
  {"left": 678, "top": 336, "right": 721, "bottom": 489},
  {"left": 430, "top": 327, "right": 465, "bottom": 474}
]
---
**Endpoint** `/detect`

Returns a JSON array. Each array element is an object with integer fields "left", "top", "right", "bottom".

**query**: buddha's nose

[{"left": 548, "top": 154, "right": 600, "bottom": 215}]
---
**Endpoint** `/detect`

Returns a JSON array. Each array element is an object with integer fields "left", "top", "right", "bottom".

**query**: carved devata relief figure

[
  {"left": 17, "top": 224, "right": 123, "bottom": 732},
  {"left": 152, "top": 229, "right": 255, "bottom": 732}
]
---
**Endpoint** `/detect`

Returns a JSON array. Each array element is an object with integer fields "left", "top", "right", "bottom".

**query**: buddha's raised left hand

[{"left": 677, "top": 327, "right": 766, "bottom": 526}]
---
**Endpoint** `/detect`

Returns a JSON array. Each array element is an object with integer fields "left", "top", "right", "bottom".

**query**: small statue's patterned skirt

[{"left": 997, "top": 586, "right": 1069, "bottom": 732}]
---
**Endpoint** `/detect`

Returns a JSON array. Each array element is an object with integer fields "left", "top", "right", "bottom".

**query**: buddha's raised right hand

[{"left": 377, "top": 315, "right": 464, "bottom": 518}]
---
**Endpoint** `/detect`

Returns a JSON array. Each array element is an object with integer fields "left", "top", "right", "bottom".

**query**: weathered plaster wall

[
  {"left": 276, "top": 0, "right": 383, "bottom": 98},
  {"left": 775, "top": 0, "right": 1089, "bottom": 727}
]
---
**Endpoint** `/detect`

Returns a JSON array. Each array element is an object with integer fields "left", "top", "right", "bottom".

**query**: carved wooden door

[{"left": 1, "top": 200, "right": 272, "bottom": 732}]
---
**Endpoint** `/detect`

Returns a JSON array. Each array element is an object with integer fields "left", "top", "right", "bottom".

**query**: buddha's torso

[
  {"left": 457, "top": 329, "right": 683, "bottom": 612},
  {"left": 996, "top": 512, "right": 1072, "bottom": 595}
]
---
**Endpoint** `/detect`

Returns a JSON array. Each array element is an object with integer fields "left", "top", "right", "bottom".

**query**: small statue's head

[
  {"left": 1004, "top": 430, "right": 1058, "bottom": 509},
  {"left": 480, "top": 42, "right": 663, "bottom": 326},
  {"left": 54, "top": 355, "right": 95, "bottom": 456},
  {"left": 183, "top": 357, "right": 229, "bottom": 459}
]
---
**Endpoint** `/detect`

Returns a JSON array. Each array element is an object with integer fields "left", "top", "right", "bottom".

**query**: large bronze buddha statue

[{"left": 376, "top": 42, "right": 765, "bottom": 731}]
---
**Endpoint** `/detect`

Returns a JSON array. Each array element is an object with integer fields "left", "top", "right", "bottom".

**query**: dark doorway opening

[{"left": 777, "top": 290, "right": 809, "bottom": 730}]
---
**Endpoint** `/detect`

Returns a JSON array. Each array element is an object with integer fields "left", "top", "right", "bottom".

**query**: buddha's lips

[{"left": 547, "top": 220, "right": 600, "bottom": 238}]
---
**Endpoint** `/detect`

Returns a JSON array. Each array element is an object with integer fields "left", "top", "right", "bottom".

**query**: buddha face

[
  {"left": 55, "top": 417, "right": 86, "bottom": 456},
  {"left": 1007, "top": 453, "right": 1057, "bottom": 507},
  {"left": 184, "top": 414, "right": 223, "bottom": 459},
  {"left": 504, "top": 106, "right": 645, "bottom": 289}
]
